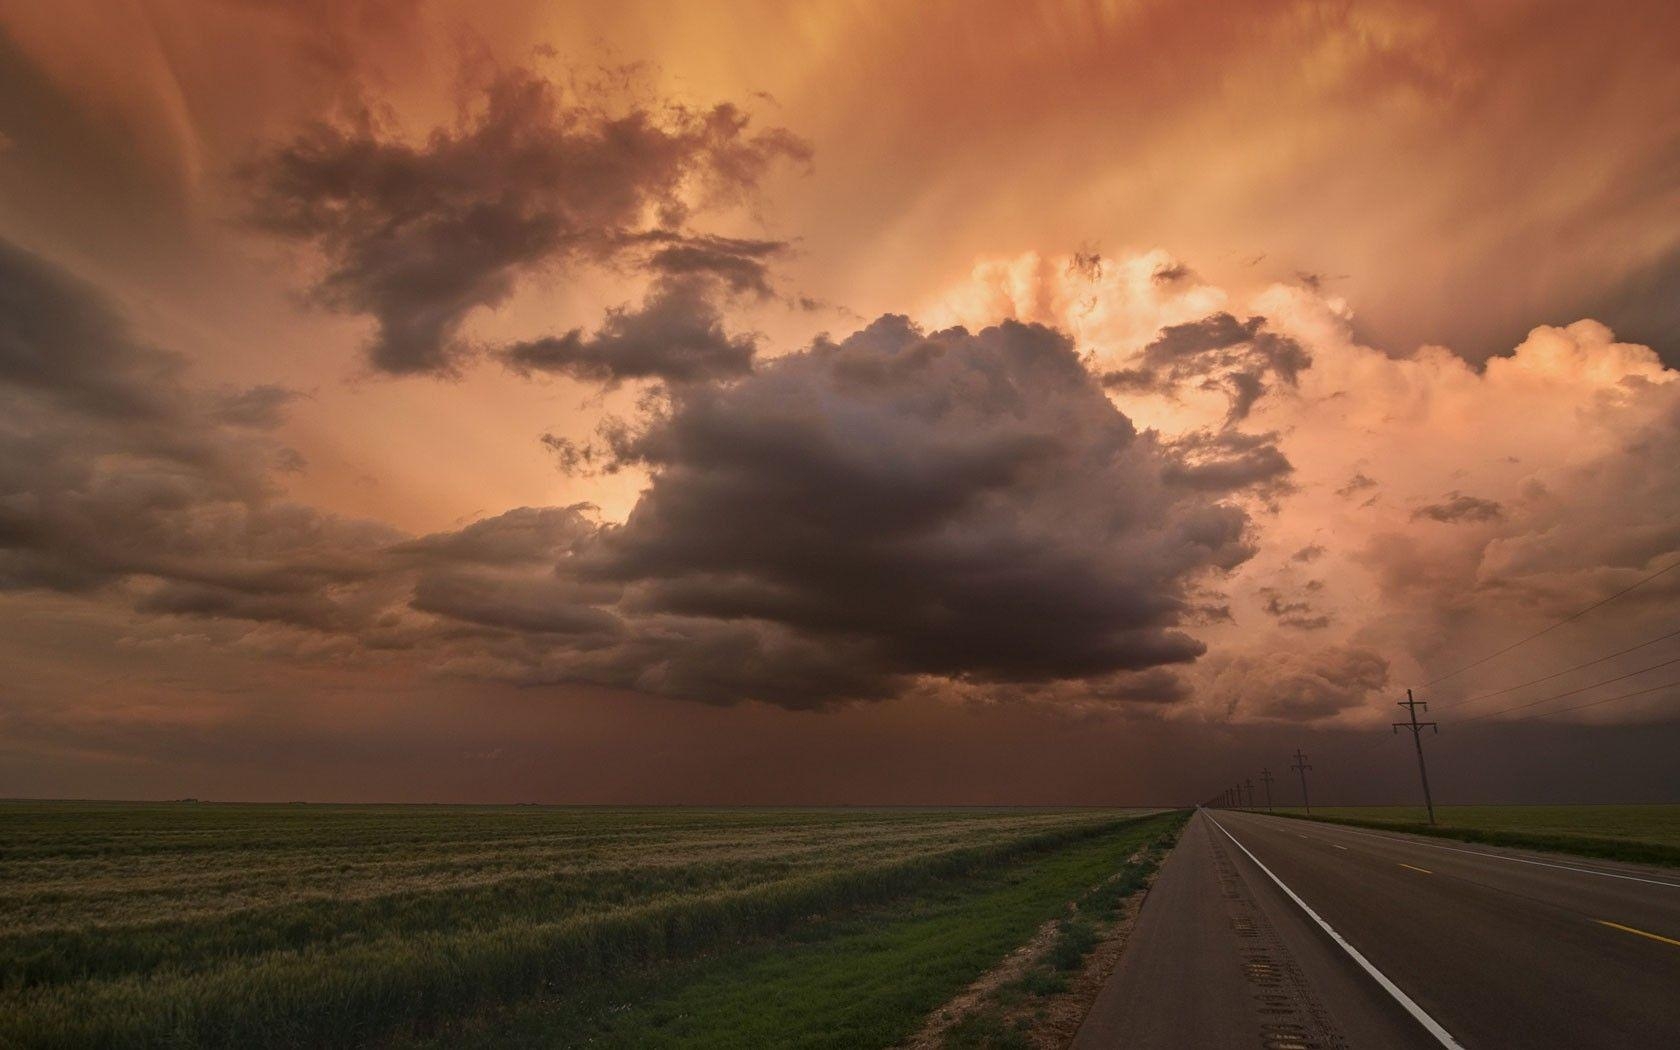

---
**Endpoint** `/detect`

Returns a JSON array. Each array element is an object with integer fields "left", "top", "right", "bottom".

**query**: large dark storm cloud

[
  {"left": 11, "top": 232, "right": 1680, "bottom": 724},
  {"left": 246, "top": 67, "right": 807, "bottom": 376},
  {"left": 602, "top": 318, "right": 1252, "bottom": 679},
  {"left": 407, "top": 317, "right": 1262, "bottom": 706},
  {"left": 0, "top": 239, "right": 1262, "bottom": 709}
]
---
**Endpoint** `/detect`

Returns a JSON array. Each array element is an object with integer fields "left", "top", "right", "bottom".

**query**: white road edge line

[
  {"left": 1271, "top": 818, "right": 1680, "bottom": 890},
  {"left": 1206, "top": 812, "right": 1466, "bottom": 1050}
]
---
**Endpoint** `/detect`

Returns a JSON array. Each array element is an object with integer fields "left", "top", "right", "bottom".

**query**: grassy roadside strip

[
  {"left": 396, "top": 811, "right": 1190, "bottom": 1049},
  {"left": 939, "top": 820, "right": 1184, "bottom": 1049},
  {"left": 1, "top": 814, "right": 1158, "bottom": 1050},
  {"left": 1262, "top": 810, "right": 1680, "bottom": 868}
]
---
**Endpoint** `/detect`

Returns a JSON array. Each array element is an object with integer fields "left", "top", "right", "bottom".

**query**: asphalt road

[{"left": 1073, "top": 808, "right": 1680, "bottom": 1049}]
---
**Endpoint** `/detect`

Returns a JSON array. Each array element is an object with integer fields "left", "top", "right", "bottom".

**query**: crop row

[
  {"left": 0, "top": 805, "right": 1087, "bottom": 861},
  {"left": 3, "top": 813, "right": 1125, "bottom": 934},
  {"left": 0, "top": 812, "right": 1162, "bottom": 1050},
  {"left": 3, "top": 814, "right": 1131, "bottom": 985}
]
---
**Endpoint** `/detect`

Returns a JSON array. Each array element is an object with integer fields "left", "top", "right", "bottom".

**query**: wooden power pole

[
  {"left": 1291, "top": 749, "right": 1312, "bottom": 815},
  {"left": 1394, "top": 689, "right": 1440, "bottom": 825}
]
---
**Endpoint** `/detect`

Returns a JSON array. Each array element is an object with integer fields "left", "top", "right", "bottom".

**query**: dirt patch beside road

[{"left": 897, "top": 826, "right": 1182, "bottom": 1049}]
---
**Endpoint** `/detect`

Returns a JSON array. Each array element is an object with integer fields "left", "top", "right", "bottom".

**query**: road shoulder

[{"left": 1073, "top": 810, "right": 1436, "bottom": 1049}]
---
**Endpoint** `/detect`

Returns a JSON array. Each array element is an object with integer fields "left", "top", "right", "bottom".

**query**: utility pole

[
  {"left": 1244, "top": 778, "right": 1255, "bottom": 810},
  {"left": 1394, "top": 689, "right": 1439, "bottom": 825},
  {"left": 1259, "top": 768, "right": 1275, "bottom": 812},
  {"left": 1291, "top": 749, "right": 1312, "bottom": 815}
]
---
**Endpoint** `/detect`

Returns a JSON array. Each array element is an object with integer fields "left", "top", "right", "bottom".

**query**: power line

[
  {"left": 1348, "top": 730, "right": 1396, "bottom": 757},
  {"left": 1457, "top": 654, "right": 1680, "bottom": 724},
  {"left": 1423, "top": 554, "right": 1680, "bottom": 687},
  {"left": 1444, "top": 625, "right": 1680, "bottom": 708},
  {"left": 1339, "top": 623, "right": 1680, "bottom": 749},
  {"left": 1512, "top": 678, "right": 1680, "bottom": 719}
]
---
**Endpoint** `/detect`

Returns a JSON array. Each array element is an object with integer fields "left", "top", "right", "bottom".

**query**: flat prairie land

[
  {"left": 1270, "top": 804, "right": 1680, "bottom": 865},
  {"left": 0, "top": 802, "right": 1184, "bottom": 1049}
]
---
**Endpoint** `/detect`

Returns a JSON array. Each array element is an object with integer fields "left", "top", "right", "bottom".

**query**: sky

[{"left": 2, "top": 0, "right": 1679, "bottom": 805}]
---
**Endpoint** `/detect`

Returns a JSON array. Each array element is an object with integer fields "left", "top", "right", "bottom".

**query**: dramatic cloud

[
  {"left": 0, "top": 239, "right": 396, "bottom": 616},
  {"left": 394, "top": 505, "right": 622, "bottom": 637},
  {"left": 1259, "top": 585, "right": 1332, "bottom": 631},
  {"left": 936, "top": 250, "right": 1680, "bottom": 726},
  {"left": 1161, "top": 429, "right": 1293, "bottom": 497},
  {"left": 0, "top": 241, "right": 182, "bottom": 421},
  {"left": 211, "top": 385, "right": 305, "bottom": 430},
  {"left": 389, "top": 505, "right": 598, "bottom": 567},
  {"left": 430, "top": 317, "right": 1262, "bottom": 706},
  {"left": 5, "top": 1, "right": 1680, "bottom": 804},
  {"left": 246, "top": 66, "right": 807, "bottom": 375},
  {"left": 1413, "top": 492, "right": 1504, "bottom": 524},
  {"left": 1203, "top": 646, "right": 1391, "bottom": 721},
  {"left": 1126, "top": 312, "right": 1312, "bottom": 424},
  {"left": 22, "top": 235, "right": 1675, "bottom": 726},
  {"left": 1336, "top": 473, "right": 1378, "bottom": 499},
  {"left": 605, "top": 318, "right": 1251, "bottom": 674},
  {"left": 636, "top": 232, "right": 786, "bottom": 296},
  {"left": 0, "top": 244, "right": 1261, "bottom": 711},
  {"left": 499, "top": 275, "right": 757, "bottom": 385},
  {"left": 932, "top": 254, "right": 1311, "bottom": 435}
]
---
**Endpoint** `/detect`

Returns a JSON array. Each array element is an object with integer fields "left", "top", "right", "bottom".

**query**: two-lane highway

[{"left": 1075, "top": 809, "right": 1680, "bottom": 1048}]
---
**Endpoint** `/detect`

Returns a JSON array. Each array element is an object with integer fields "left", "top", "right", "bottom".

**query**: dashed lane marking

[
  {"left": 1244, "top": 817, "right": 1680, "bottom": 890},
  {"left": 1400, "top": 863, "right": 1433, "bottom": 875},
  {"left": 1597, "top": 920, "right": 1680, "bottom": 948}
]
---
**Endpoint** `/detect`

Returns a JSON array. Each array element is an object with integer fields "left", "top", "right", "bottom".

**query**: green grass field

[
  {"left": 1270, "top": 804, "right": 1680, "bottom": 866},
  {"left": 0, "top": 802, "right": 1184, "bottom": 1049}
]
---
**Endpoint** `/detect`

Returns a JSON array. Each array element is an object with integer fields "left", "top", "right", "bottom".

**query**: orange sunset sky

[{"left": 2, "top": 0, "right": 1679, "bottom": 803}]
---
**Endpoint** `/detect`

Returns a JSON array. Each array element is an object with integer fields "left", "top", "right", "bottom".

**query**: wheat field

[{"left": 1, "top": 802, "right": 1176, "bottom": 1048}]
